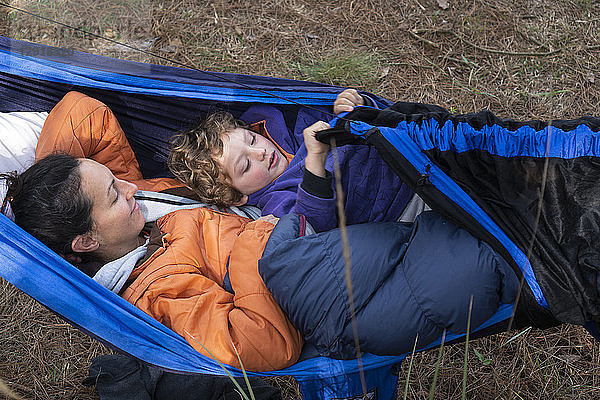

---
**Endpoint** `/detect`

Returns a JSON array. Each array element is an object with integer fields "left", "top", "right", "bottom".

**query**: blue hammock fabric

[{"left": 0, "top": 36, "right": 518, "bottom": 400}]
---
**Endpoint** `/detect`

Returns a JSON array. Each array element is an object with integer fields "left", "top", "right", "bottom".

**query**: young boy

[{"left": 169, "top": 89, "right": 414, "bottom": 232}]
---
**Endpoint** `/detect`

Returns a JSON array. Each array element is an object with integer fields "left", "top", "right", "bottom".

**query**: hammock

[
  {"left": 0, "top": 36, "right": 518, "bottom": 400},
  {"left": 323, "top": 105, "right": 600, "bottom": 330}
]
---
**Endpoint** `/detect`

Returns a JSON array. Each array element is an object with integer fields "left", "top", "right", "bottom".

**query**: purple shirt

[{"left": 242, "top": 105, "right": 413, "bottom": 232}]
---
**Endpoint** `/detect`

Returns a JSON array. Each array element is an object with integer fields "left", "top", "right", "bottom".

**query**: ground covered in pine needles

[{"left": 1, "top": 0, "right": 599, "bottom": 398}]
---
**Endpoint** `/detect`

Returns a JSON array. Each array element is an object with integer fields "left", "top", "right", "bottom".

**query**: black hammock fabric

[{"left": 322, "top": 103, "right": 600, "bottom": 327}]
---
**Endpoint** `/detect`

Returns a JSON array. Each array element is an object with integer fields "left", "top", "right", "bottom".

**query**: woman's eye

[
  {"left": 243, "top": 159, "right": 250, "bottom": 173},
  {"left": 250, "top": 133, "right": 256, "bottom": 145}
]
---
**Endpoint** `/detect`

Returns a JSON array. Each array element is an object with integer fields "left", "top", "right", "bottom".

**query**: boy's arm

[
  {"left": 253, "top": 120, "right": 338, "bottom": 232},
  {"left": 297, "top": 121, "right": 339, "bottom": 232},
  {"left": 255, "top": 185, "right": 338, "bottom": 233}
]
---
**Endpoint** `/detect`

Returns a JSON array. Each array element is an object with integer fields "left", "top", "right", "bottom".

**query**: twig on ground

[
  {"left": 412, "top": 28, "right": 564, "bottom": 57},
  {"left": 408, "top": 29, "right": 440, "bottom": 48}
]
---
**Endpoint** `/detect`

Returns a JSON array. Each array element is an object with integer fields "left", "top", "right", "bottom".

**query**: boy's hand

[
  {"left": 333, "top": 89, "right": 364, "bottom": 115},
  {"left": 303, "top": 121, "right": 330, "bottom": 156},
  {"left": 303, "top": 121, "right": 330, "bottom": 178}
]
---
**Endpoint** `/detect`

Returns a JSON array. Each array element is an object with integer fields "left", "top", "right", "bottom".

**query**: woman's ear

[
  {"left": 233, "top": 195, "right": 248, "bottom": 206},
  {"left": 71, "top": 233, "right": 99, "bottom": 253}
]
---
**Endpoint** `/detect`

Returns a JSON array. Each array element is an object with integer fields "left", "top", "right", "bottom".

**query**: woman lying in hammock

[{"left": 0, "top": 92, "right": 521, "bottom": 371}]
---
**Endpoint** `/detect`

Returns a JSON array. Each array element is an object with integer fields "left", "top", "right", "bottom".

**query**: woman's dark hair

[{"left": 1, "top": 153, "right": 94, "bottom": 255}]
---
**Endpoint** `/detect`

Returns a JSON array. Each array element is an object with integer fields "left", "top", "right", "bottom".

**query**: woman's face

[{"left": 76, "top": 159, "right": 145, "bottom": 260}]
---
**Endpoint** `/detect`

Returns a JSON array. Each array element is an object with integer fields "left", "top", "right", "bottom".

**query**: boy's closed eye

[{"left": 242, "top": 132, "right": 257, "bottom": 173}]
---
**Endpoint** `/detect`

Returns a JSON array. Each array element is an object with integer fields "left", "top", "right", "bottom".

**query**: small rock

[
  {"left": 437, "top": 0, "right": 449, "bottom": 9},
  {"left": 586, "top": 71, "right": 595, "bottom": 83},
  {"left": 159, "top": 45, "right": 176, "bottom": 53},
  {"left": 104, "top": 29, "right": 117, "bottom": 39},
  {"left": 139, "top": 38, "right": 158, "bottom": 50},
  {"left": 561, "top": 354, "right": 581, "bottom": 363}
]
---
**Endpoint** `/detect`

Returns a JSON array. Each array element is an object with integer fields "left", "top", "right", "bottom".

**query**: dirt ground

[{"left": 1, "top": 0, "right": 599, "bottom": 399}]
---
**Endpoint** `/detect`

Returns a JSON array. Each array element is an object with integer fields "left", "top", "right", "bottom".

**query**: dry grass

[
  {"left": 0, "top": 279, "right": 106, "bottom": 399},
  {"left": 1, "top": 0, "right": 600, "bottom": 398}
]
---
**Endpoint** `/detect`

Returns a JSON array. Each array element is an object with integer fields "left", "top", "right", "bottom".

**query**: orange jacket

[{"left": 36, "top": 91, "right": 303, "bottom": 371}]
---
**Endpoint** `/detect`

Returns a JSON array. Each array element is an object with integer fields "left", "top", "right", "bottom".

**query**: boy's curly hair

[{"left": 168, "top": 111, "right": 248, "bottom": 207}]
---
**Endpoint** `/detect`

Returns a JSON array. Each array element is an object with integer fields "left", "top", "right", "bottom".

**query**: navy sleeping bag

[{"left": 260, "top": 211, "right": 520, "bottom": 358}]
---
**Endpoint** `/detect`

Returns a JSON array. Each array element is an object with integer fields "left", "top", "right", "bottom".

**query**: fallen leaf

[
  {"left": 437, "top": 0, "right": 449, "bottom": 9},
  {"left": 379, "top": 66, "right": 390, "bottom": 79}
]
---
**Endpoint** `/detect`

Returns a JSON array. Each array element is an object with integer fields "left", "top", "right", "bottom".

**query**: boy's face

[{"left": 218, "top": 127, "right": 289, "bottom": 197}]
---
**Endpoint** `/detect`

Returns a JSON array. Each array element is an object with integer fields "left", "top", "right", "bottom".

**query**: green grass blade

[
  {"left": 231, "top": 340, "right": 256, "bottom": 400},
  {"left": 428, "top": 329, "right": 447, "bottom": 400},
  {"left": 462, "top": 295, "right": 474, "bottom": 400},
  {"left": 500, "top": 326, "right": 532, "bottom": 348},
  {"left": 184, "top": 330, "right": 251, "bottom": 400},
  {"left": 403, "top": 333, "right": 419, "bottom": 400}
]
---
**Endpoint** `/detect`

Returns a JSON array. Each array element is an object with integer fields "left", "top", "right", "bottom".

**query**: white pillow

[{"left": 0, "top": 112, "right": 48, "bottom": 217}]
